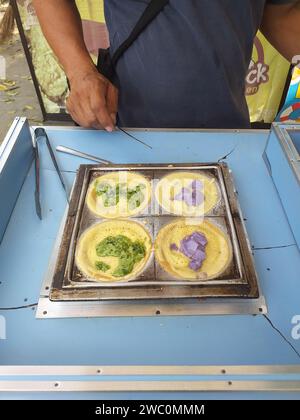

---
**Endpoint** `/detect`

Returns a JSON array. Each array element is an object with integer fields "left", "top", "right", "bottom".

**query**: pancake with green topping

[
  {"left": 75, "top": 220, "right": 152, "bottom": 282},
  {"left": 86, "top": 172, "right": 151, "bottom": 218},
  {"left": 155, "top": 219, "right": 232, "bottom": 280}
]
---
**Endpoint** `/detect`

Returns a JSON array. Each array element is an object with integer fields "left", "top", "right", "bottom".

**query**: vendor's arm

[
  {"left": 32, "top": 0, "right": 117, "bottom": 131},
  {"left": 261, "top": 1, "right": 300, "bottom": 61}
]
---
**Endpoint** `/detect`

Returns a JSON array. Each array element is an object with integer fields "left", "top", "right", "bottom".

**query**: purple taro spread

[
  {"left": 170, "top": 231, "right": 208, "bottom": 271},
  {"left": 173, "top": 180, "right": 204, "bottom": 207}
]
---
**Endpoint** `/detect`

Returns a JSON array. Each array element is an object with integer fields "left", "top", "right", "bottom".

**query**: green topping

[
  {"left": 128, "top": 188, "right": 144, "bottom": 211},
  {"left": 95, "top": 182, "right": 146, "bottom": 209},
  {"left": 95, "top": 235, "right": 146, "bottom": 277},
  {"left": 95, "top": 261, "right": 111, "bottom": 272}
]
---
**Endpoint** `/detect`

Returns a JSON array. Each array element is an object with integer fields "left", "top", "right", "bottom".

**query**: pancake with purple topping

[
  {"left": 155, "top": 172, "right": 220, "bottom": 216},
  {"left": 155, "top": 219, "right": 232, "bottom": 280}
]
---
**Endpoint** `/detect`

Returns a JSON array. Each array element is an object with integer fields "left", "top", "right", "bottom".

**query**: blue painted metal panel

[
  {"left": 39, "top": 129, "right": 242, "bottom": 172},
  {"left": 0, "top": 303, "right": 299, "bottom": 366},
  {"left": 265, "top": 125, "right": 300, "bottom": 250},
  {"left": 0, "top": 118, "right": 33, "bottom": 244},
  {"left": 0, "top": 167, "right": 73, "bottom": 307}
]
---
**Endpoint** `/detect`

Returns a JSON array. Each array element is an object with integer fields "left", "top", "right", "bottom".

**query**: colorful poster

[
  {"left": 245, "top": 31, "right": 290, "bottom": 123},
  {"left": 277, "top": 66, "right": 300, "bottom": 123},
  {"left": 76, "top": 0, "right": 109, "bottom": 59}
]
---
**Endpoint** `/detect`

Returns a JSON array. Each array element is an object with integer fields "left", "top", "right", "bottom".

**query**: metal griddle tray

[{"left": 50, "top": 163, "right": 260, "bottom": 301}]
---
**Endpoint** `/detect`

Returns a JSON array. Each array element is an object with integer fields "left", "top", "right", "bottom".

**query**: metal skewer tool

[
  {"left": 117, "top": 126, "right": 152, "bottom": 149},
  {"left": 56, "top": 145, "right": 113, "bottom": 165}
]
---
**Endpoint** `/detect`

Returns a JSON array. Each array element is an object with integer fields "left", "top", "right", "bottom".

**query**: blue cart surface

[{"left": 0, "top": 119, "right": 300, "bottom": 399}]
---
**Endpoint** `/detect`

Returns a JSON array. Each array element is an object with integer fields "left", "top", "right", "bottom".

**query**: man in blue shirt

[{"left": 33, "top": 0, "right": 300, "bottom": 129}]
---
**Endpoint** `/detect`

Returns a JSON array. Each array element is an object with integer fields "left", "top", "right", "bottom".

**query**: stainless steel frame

[
  {"left": 59, "top": 164, "right": 242, "bottom": 288},
  {"left": 2, "top": 365, "right": 300, "bottom": 376},
  {"left": 272, "top": 124, "right": 300, "bottom": 184},
  {"left": 40, "top": 126, "right": 269, "bottom": 133},
  {"left": 37, "top": 162, "right": 266, "bottom": 318},
  {"left": 1, "top": 380, "right": 300, "bottom": 392},
  {"left": 36, "top": 295, "right": 267, "bottom": 318},
  {"left": 0, "top": 365, "right": 300, "bottom": 392}
]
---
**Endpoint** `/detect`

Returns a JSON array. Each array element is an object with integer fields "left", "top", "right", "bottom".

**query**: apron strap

[
  {"left": 111, "top": 0, "right": 169, "bottom": 66},
  {"left": 97, "top": 0, "right": 169, "bottom": 82}
]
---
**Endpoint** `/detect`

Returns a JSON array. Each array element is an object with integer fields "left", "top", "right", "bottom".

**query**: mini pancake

[
  {"left": 75, "top": 220, "right": 152, "bottom": 282},
  {"left": 155, "top": 219, "right": 232, "bottom": 280},
  {"left": 155, "top": 171, "right": 220, "bottom": 216},
  {"left": 86, "top": 171, "right": 151, "bottom": 218}
]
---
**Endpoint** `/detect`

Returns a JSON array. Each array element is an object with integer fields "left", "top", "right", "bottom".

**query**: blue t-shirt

[{"left": 104, "top": 0, "right": 293, "bottom": 128}]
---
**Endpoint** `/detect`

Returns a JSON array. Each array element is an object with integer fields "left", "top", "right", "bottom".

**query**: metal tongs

[{"left": 33, "top": 127, "right": 69, "bottom": 220}]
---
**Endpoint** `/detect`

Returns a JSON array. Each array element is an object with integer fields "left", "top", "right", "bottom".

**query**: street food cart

[{"left": 0, "top": 118, "right": 300, "bottom": 399}]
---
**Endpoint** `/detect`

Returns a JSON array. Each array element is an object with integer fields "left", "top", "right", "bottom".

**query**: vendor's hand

[{"left": 66, "top": 68, "right": 118, "bottom": 131}]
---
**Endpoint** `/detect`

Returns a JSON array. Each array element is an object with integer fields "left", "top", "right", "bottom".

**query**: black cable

[
  {"left": 263, "top": 314, "right": 300, "bottom": 359},
  {"left": 0, "top": 303, "right": 38, "bottom": 311}
]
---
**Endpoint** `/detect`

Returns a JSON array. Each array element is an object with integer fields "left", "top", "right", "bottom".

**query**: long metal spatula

[{"left": 56, "top": 145, "right": 113, "bottom": 165}]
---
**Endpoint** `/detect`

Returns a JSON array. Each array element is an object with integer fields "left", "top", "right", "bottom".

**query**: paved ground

[{"left": 0, "top": 7, "right": 43, "bottom": 144}]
